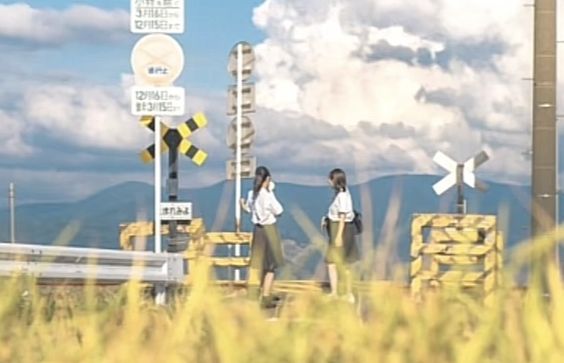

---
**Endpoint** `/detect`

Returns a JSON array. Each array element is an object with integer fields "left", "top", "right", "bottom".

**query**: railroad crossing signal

[
  {"left": 432, "top": 150, "right": 489, "bottom": 214},
  {"left": 139, "top": 113, "right": 208, "bottom": 166},
  {"left": 433, "top": 151, "right": 489, "bottom": 195}
]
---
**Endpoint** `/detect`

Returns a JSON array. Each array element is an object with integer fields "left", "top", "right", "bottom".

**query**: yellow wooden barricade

[
  {"left": 410, "top": 214, "right": 504, "bottom": 304},
  {"left": 119, "top": 220, "right": 257, "bottom": 284},
  {"left": 203, "top": 232, "right": 253, "bottom": 282}
]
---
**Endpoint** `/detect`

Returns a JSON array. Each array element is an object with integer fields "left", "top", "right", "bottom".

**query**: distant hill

[{"left": 0, "top": 175, "right": 551, "bottom": 278}]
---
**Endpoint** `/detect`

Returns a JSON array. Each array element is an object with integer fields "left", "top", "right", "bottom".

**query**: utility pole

[
  {"left": 9, "top": 183, "right": 15, "bottom": 244},
  {"left": 531, "top": 0, "right": 558, "bottom": 279}
]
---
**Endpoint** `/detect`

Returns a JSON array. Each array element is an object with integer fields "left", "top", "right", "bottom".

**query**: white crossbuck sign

[{"left": 432, "top": 151, "right": 489, "bottom": 195}]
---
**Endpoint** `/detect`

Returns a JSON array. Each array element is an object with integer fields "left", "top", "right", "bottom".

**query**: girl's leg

[
  {"left": 344, "top": 267, "right": 354, "bottom": 302},
  {"left": 342, "top": 225, "right": 356, "bottom": 301},
  {"left": 327, "top": 222, "right": 341, "bottom": 296},
  {"left": 262, "top": 271, "right": 275, "bottom": 297},
  {"left": 249, "top": 227, "right": 266, "bottom": 299},
  {"left": 260, "top": 226, "right": 278, "bottom": 307},
  {"left": 262, "top": 224, "right": 283, "bottom": 298},
  {"left": 327, "top": 263, "right": 338, "bottom": 295}
]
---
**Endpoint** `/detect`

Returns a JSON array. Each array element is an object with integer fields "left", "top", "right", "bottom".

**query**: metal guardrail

[{"left": 0, "top": 242, "right": 184, "bottom": 284}]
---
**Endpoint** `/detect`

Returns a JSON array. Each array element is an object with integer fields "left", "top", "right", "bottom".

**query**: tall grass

[
  {"left": 3, "top": 183, "right": 562, "bottom": 363},
  {"left": 0, "top": 227, "right": 562, "bottom": 363}
]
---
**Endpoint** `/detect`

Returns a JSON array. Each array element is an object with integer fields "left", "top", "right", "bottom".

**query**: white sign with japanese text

[
  {"left": 131, "top": 0, "right": 185, "bottom": 34},
  {"left": 130, "top": 33, "right": 185, "bottom": 87},
  {"left": 131, "top": 86, "right": 185, "bottom": 116},
  {"left": 160, "top": 202, "right": 192, "bottom": 221}
]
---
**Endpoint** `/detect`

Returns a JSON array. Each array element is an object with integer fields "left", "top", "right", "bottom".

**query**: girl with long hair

[
  {"left": 240, "top": 166, "right": 285, "bottom": 308},
  {"left": 322, "top": 168, "right": 359, "bottom": 302}
]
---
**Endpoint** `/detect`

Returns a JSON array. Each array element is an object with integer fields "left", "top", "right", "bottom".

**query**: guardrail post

[{"left": 155, "top": 284, "right": 166, "bottom": 305}]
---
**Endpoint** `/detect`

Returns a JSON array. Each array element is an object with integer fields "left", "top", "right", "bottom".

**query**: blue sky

[
  {"left": 0, "top": 0, "right": 562, "bottom": 203},
  {"left": 4, "top": 0, "right": 265, "bottom": 91}
]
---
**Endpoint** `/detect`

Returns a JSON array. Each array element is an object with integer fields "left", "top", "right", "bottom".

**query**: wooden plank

[
  {"left": 205, "top": 232, "right": 252, "bottom": 245},
  {"left": 419, "top": 244, "right": 493, "bottom": 256},
  {"left": 432, "top": 255, "right": 482, "bottom": 265},
  {"left": 412, "top": 214, "right": 496, "bottom": 229},
  {"left": 210, "top": 257, "right": 250, "bottom": 267},
  {"left": 418, "top": 270, "right": 486, "bottom": 283},
  {"left": 429, "top": 228, "right": 483, "bottom": 244}
]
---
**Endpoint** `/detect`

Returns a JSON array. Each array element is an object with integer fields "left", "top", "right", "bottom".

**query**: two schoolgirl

[{"left": 241, "top": 166, "right": 359, "bottom": 307}]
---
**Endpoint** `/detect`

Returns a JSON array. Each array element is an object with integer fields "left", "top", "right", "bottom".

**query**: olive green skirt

[
  {"left": 249, "top": 223, "right": 285, "bottom": 280},
  {"left": 325, "top": 221, "right": 360, "bottom": 264}
]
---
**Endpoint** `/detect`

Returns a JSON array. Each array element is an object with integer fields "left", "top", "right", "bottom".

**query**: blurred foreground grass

[
  {"left": 0, "top": 244, "right": 563, "bottom": 363},
  {"left": 2, "top": 199, "right": 563, "bottom": 362}
]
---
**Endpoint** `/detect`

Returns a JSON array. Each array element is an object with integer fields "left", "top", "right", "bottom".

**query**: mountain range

[{"left": 0, "top": 175, "right": 552, "bottom": 279}]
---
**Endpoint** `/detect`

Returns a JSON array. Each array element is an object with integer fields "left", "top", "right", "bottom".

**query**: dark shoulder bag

[{"left": 352, "top": 210, "right": 363, "bottom": 235}]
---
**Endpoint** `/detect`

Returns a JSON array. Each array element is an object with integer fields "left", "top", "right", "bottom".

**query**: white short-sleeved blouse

[
  {"left": 244, "top": 188, "right": 284, "bottom": 225},
  {"left": 327, "top": 190, "right": 354, "bottom": 222}
]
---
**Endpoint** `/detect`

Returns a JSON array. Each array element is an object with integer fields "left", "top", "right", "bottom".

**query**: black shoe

[{"left": 260, "top": 296, "right": 278, "bottom": 309}]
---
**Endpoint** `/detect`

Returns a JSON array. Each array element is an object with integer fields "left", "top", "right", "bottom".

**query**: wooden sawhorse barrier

[{"left": 410, "top": 214, "right": 504, "bottom": 305}]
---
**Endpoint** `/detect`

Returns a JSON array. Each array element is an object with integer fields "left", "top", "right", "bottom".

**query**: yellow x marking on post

[{"left": 139, "top": 113, "right": 209, "bottom": 166}]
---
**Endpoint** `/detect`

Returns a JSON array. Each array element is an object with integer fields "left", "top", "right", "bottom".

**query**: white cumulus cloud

[
  {"left": 0, "top": 110, "right": 32, "bottom": 156},
  {"left": 21, "top": 75, "right": 146, "bottom": 151},
  {"left": 250, "top": 0, "right": 555, "bottom": 183},
  {"left": 0, "top": 3, "right": 128, "bottom": 46}
]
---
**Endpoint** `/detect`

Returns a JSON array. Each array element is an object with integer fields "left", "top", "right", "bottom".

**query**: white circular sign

[
  {"left": 226, "top": 116, "right": 255, "bottom": 149},
  {"left": 228, "top": 41, "right": 255, "bottom": 81},
  {"left": 131, "top": 34, "right": 185, "bottom": 86}
]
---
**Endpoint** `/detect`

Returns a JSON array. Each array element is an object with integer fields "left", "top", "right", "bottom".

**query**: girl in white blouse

[
  {"left": 240, "top": 166, "right": 285, "bottom": 308},
  {"left": 323, "top": 168, "right": 359, "bottom": 301}
]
